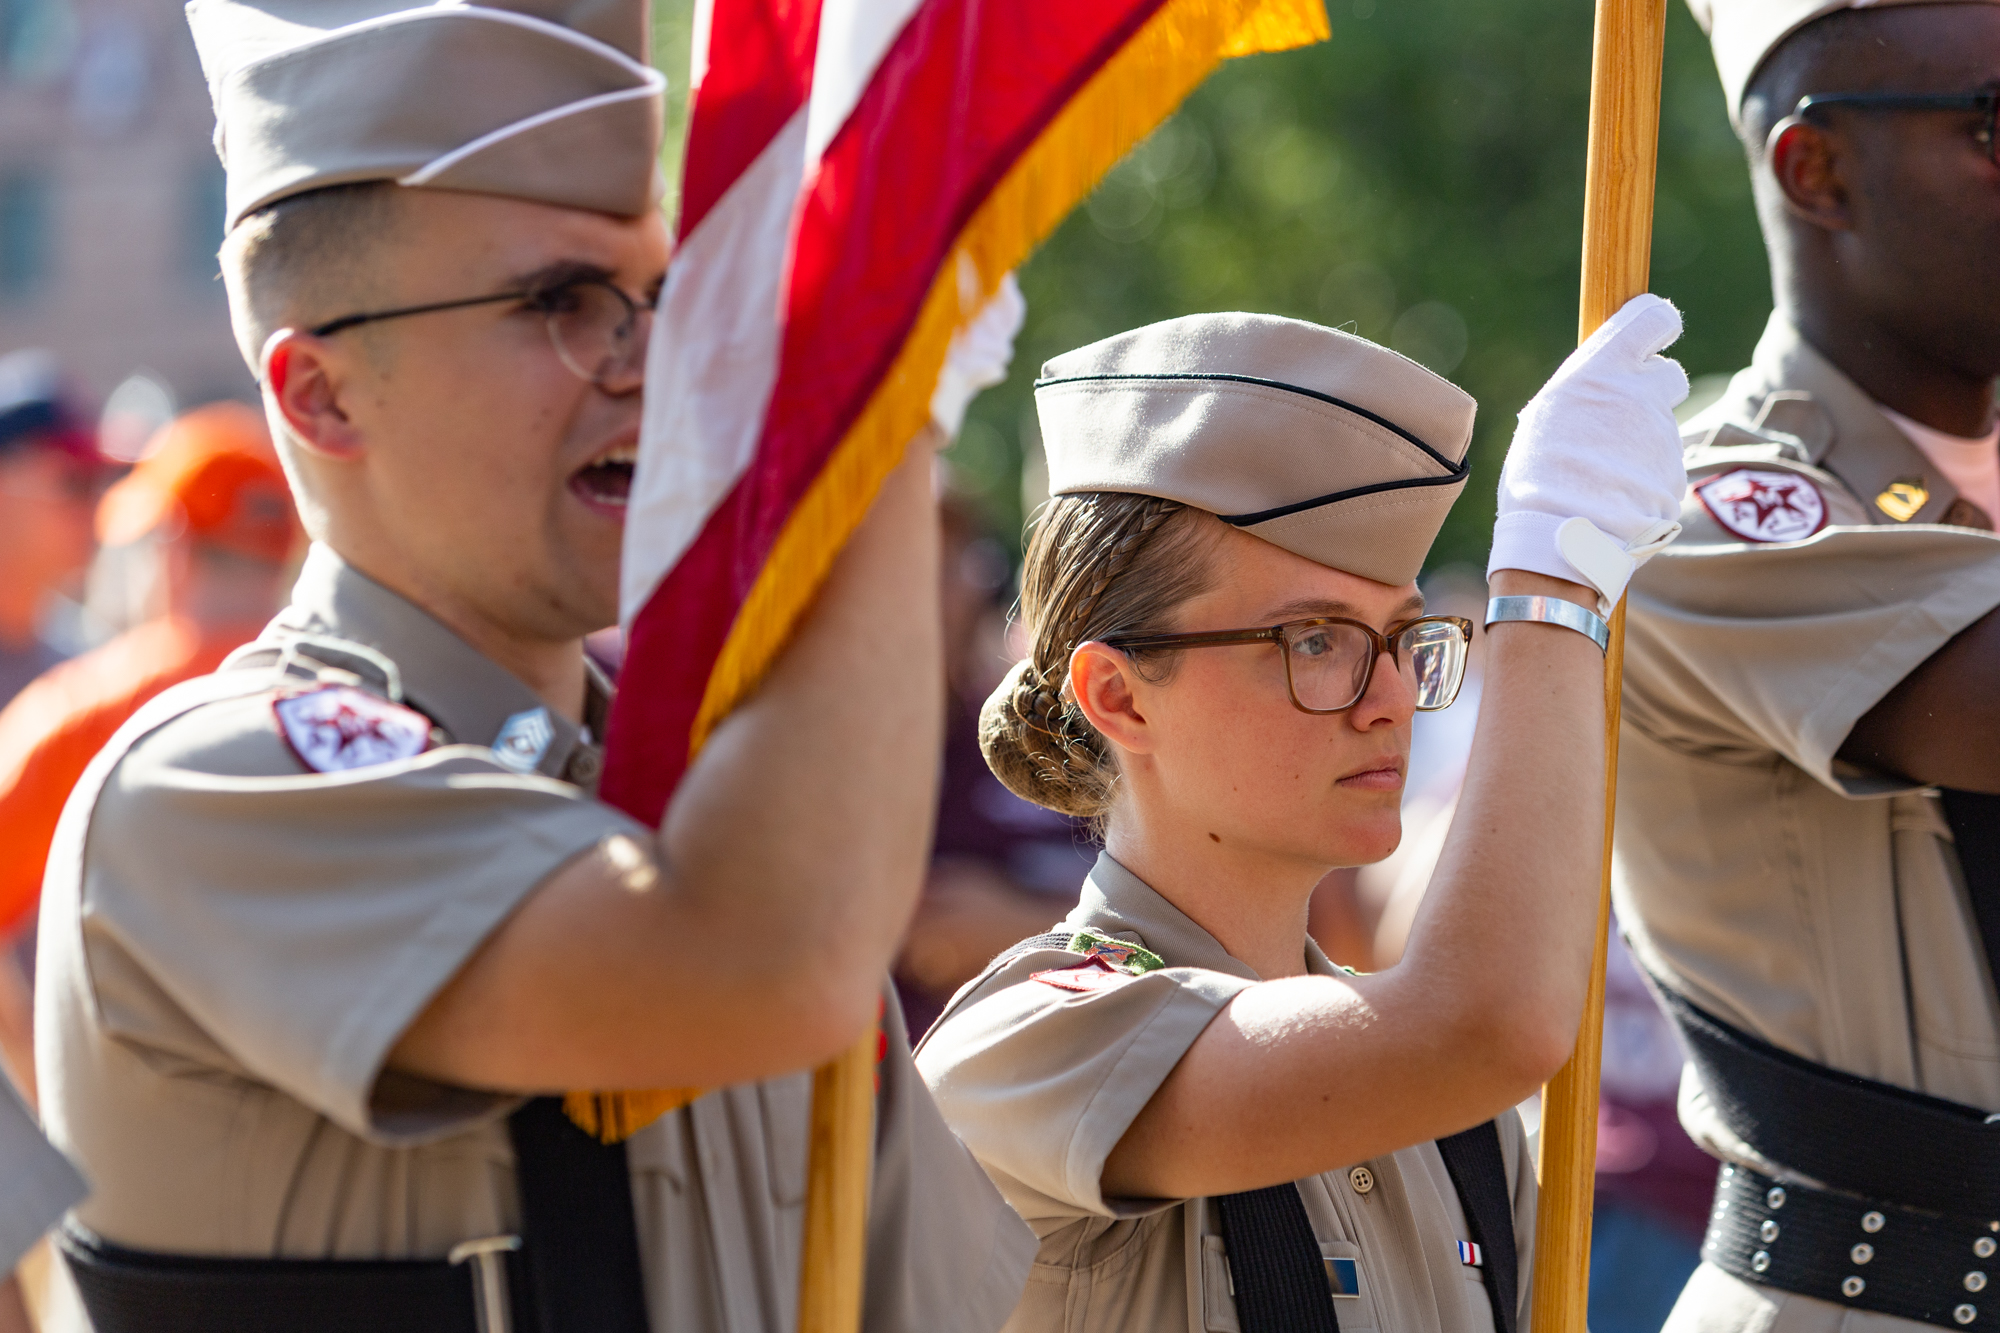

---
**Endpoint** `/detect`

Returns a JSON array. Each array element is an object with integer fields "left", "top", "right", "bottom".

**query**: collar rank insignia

[
  {"left": 275, "top": 685, "right": 431, "bottom": 773},
  {"left": 1875, "top": 478, "right": 1929, "bottom": 523},
  {"left": 1694, "top": 467, "right": 1828, "bottom": 544},
  {"left": 492, "top": 707, "right": 554, "bottom": 774},
  {"left": 1030, "top": 955, "right": 1132, "bottom": 994},
  {"left": 1457, "top": 1241, "right": 1484, "bottom": 1267}
]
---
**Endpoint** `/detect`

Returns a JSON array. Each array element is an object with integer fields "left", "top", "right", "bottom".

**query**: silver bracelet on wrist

[{"left": 1485, "top": 595, "right": 1610, "bottom": 653}]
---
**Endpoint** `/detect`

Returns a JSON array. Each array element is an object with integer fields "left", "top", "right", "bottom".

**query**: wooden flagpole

[
  {"left": 798, "top": 1023, "right": 878, "bottom": 1333},
  {"left": 1528, "top": 0, "right": 1669, "bottom": 1329}
]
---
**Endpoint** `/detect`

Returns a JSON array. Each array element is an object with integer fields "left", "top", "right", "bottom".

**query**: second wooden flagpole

[
  {"left": 1528, "top": 0, "right": 1669, "bottom": 1329},
  {"left": 797, "top": 1022, "right": 878, "bottom": 1333}
]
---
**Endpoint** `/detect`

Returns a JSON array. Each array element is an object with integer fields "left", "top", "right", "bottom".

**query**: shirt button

[
  {"left": 1348, "top": 1166, "right": 1375, "bottom": 1195},
  {"left": 566, "top": 747, "right": 603, "bottom": 785}
]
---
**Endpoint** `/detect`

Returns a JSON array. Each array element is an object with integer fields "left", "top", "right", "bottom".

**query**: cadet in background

[{"left": 1615, "top": 3, "right": 2000, "bottom": 1329}]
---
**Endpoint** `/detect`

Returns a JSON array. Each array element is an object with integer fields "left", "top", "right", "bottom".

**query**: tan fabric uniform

[
  {"left": 35, "top": 543, "right": 1033, "bottom": 1333},
  {"left": 916, "top": 852, "right": 1535, "bottom": 1333},
  {"left": 1614, "top": 313, "right": 2000, "bottom": 1332}
]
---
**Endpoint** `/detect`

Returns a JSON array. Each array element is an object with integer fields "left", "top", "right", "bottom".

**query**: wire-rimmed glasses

[
  {"left": 309, "top": 275, "right": 651, "bottom": 386},
  {"left": 1102, "top": 615, "right": 1474, "bottom": 715}
]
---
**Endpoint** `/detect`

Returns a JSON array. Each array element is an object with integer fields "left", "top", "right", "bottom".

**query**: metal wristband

[{"left": 1485, "top": 595, "right": 1610, "bottom": 653}]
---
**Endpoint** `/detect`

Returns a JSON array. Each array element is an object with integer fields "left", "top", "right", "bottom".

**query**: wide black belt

[
  {"left": 1649, "top": 979, "right": 2000, "bottom": 1326},
  {"left": 1654, "top": 981, "right": 2000, "bottom": 1219},
  {"left": 58, "top": 1097, "right": 651, "bottom": 1333},
  {"left": 59, "top": 1225, "right": 520, "bottom": 1333},
  {"left": 1704, "top": 1163, "right": 2000, "bottom": 1327}
]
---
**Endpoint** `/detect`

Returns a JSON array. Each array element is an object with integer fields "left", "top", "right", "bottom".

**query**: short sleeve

[
  {"left": 1624, "top": 522, "right": 2000, "bottom": 795},
  {"left": 915, "top": 953, "right": 1254, "bottom": 1221},
  {"left": 0, "top": 1079, "right": 85, "bottom": 1269},
  {"left": 81, "top": 692, "right": 646, "bottom": 1145}
]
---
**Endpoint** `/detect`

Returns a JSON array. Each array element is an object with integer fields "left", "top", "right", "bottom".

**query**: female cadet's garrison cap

[
  {"left": 186, "top": 0, "right": 667, "bottom": 229},
  {"left": 1034, "top": 313, "right": 1475, "bottom": 587}
]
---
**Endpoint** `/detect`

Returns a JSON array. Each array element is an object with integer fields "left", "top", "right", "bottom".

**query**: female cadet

[{"left": 915, "top": 296, "right": 1691, "bottom": 1333}]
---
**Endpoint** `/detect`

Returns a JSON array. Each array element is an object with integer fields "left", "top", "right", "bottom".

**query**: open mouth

[{"left": 570, "top": 443, "right": 637, "bottom": 513}]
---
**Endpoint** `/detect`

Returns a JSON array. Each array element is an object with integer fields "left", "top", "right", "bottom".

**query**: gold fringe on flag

[{"left": 568, "top": 0, "right": 1329, "bottom": 1144}]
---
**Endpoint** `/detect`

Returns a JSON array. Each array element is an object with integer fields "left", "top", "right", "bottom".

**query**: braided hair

[{"left": 979, "top": 493, "right": 1217, "bottom": 822}]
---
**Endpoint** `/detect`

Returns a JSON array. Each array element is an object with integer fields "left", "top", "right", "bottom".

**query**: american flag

[{"left": 581, "top": 0, "right": 1328, "bottom": 1139}]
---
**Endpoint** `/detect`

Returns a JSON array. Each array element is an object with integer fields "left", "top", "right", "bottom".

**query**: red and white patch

[
  {"left": 274, "top": 685, "right": 431, "bottom": 773},
  {"left": 1694, "top": 468, "right": 1827, "bottom": 543},
  {"left": 1030, "top": 956, "right": 1131, "bottom": 994}
]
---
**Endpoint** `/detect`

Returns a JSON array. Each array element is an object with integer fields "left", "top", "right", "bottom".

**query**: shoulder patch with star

[
  {"left": 274, "top": 684, "right": 432, "bottom": 773},
  {"left": 1693, "top": 467, "right": 1828, "bottom": 543}
]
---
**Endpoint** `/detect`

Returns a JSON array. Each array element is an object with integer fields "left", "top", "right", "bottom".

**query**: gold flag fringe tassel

[{"left": 566, "top": 0, "right": 1330, "bottom": 1144}]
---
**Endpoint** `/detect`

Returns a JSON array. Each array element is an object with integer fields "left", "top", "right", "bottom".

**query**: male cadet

[
  {"left": 1613, "top": 2, "right": 2000, "bottom": 1330},
  {"left": 33, "top": 2, "right": 1034, "bottom": 1332}
]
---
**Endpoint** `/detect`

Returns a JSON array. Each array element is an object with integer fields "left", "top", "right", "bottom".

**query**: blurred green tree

[{"left": 657, "top": 0, "right": 1770, "bottom": 570}]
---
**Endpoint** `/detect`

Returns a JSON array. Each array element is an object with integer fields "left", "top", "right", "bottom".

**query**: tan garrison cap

[
  {"left": 187, "top": 0, "right": 667, "bottom": 229},
  {"left": 1035, "top": 314, "right": 1475, "bottom": 587},
  {"left": 1688, "top": 0, "right": 1997, "bottom": 124}
]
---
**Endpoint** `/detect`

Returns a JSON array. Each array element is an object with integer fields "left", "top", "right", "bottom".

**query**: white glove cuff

[
  {"left": 1487, "top": 510, "right": 1601, "bottom": 595},
  {"left": 1488, "top": 513, "right": 1682, "bottom": 614}
]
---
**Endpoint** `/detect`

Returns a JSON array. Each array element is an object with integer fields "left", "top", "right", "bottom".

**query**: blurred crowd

[{"left": 0, "top": 350, "right": 302, "bottom": 1113}]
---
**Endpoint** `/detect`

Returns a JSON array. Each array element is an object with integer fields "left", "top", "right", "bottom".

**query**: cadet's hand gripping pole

[
  {"left": 1528, "top": 1, "right": 1668, "bottom": 1330},
  {"left": 798, "top": 1022, "right": 877, "bottom": 1333}
]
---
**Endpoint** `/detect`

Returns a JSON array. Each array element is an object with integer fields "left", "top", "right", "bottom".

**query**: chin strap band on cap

[{"left": 1485, "top": 595, "right": 1611, "bottom": 653}]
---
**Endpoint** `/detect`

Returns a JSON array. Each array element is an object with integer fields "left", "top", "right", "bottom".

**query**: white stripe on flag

[
  {"left": 803, "top": 0, "right": 927, "bottom": 165},
  {"left": 622, "top": 110, "right": 809, "bottom": 622}
]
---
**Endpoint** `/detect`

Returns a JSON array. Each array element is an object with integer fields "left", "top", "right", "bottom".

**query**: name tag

[{"left": 1324, "top": 1256, "right": 1360, "bottom": 1297}]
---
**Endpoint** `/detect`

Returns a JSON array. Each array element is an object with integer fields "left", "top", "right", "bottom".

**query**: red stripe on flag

[
  {"left": 678, "top": 0, "right": 823, "bottom": 239},
  {"left": 603, "top": 0, "right": 1170, "bottom": 824},
  {"left": 766, "top": 0, "right": 1169, "bottom": 522}
]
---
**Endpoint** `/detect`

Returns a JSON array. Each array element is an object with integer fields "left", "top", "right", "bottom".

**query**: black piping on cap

[{"left": 1031, "top": 370, "right": 1473, "bottom": 527}]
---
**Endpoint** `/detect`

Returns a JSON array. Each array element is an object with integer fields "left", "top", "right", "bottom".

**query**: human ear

[
  {"left": 1069, "top": 641, "right": 1155, "bottom": 757},
  {"left": 1767, "top": 118, "right": 1852, "bottom": 231},
  {"left": 262, "top": 330, "right": 365, "bottom": 459}
]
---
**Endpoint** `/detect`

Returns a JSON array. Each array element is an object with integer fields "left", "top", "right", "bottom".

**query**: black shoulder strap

[
  {"left": 507, "top": 1097, "right": 650, "bottom": 1333},
  {"left": 1213, "top": 1186, "right": 1341, "bottom": 1332},
  {"left": 1940, "top": 789, "right": 2000, "bottom": 997},
  {"left": 1000, "top": 927, "right": 1520, "bottom": 1331},
  {"left": 1435, "top": 1121, "right": 1518, "bottom": 1333}
]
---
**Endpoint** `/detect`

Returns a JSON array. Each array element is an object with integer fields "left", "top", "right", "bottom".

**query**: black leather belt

[
  {"left": 1705, "top": 1163, "right": 2000, "bottom": 1327},
  {"left": 56, "top": 1097, "right": 650, "bottom": 1333},
  {"left": 59, "top": 1224, "right": 522, "bottom": 1333}
]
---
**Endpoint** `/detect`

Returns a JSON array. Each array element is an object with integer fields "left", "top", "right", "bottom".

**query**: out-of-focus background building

[{"left": 0, "top": 0, "right": 251, "bottom": 420}]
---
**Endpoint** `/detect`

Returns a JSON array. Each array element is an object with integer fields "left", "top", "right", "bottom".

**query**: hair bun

[{"left": 977, "top": 658, "right": 1112, "bottom": 819}]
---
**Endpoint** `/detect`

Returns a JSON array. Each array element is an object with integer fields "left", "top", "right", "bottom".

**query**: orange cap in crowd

[{"left": 96, "top": 402, "right": 301, "bottom": 565}]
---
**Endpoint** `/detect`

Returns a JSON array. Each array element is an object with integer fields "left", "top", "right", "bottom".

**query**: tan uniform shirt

[
  {"left": 35, "top": 544, "right": 1032, "bottom": 1333},
  {"left": 916, "top": 853, "right": 1535, "bottom": 1333},
  {"left": 1615, "top": 314, "right": 2000, "bottom": 1332}
]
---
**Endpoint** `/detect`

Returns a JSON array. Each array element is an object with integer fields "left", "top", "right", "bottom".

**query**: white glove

[
  {"left": 1487, "top": 293, "right": 1690, "bottom": 612},
  {"left": 931, "top": 272, "right": 1026, "bottom": 438}
]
